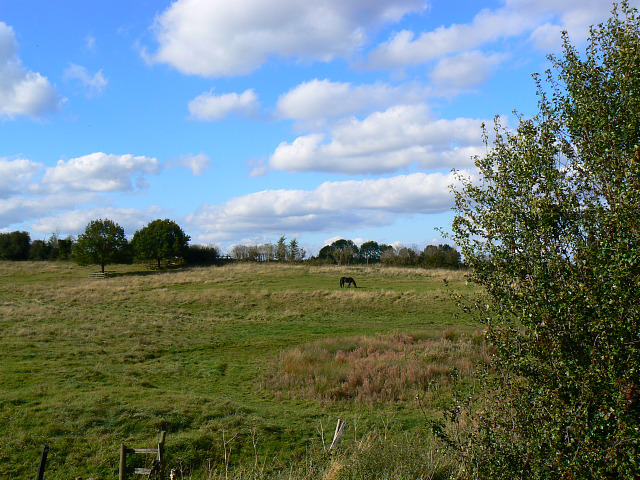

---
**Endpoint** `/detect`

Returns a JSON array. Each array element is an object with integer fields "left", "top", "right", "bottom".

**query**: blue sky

[{"left": 0, "top": 0, "right": 632, "bottom": 256}]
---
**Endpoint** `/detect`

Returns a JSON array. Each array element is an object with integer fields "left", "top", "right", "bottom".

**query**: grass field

[{"left": 0, "top": 261, "right": 485, "bottom": 479}]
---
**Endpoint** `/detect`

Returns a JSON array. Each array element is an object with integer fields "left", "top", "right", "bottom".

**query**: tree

[
  {"left": 72, "top": 219, "right": 130, "bottom": 273},
  {"left": 380, "top": 244, "right": 420, "bottom": 266},
  {"left": 326, "top": 239, "right": 358, "bottom": 264},
  {"left": 360, "top": 240, "right": 391, "bottom": 264},
  {"left": 0, "top": 231, "right": 31, "bottom": 260},
  {"left": 57, "top": 237, "right": 74, "bottom": 260},
  {"left": 420, "top": 244, "right": 461, "bottom": 269},
  {"left": 450, "top": 3, "right": 640, "bottom": 477},
  {"left": 131, "top": 219, "right": 190, "bottom": 268},
  {"left": 288, "top": 237, "right": 305, "bottom": 262},
  {"left": 29, "top": 240, "right": 52, "bottom": 260},
  {"left": 275, "top": 235, "right": 287, "bottom": 262},
  {"left": 183, "top": 244, "right": 220, "bottom": 265},
  {"left": 231, "top": 244, "right": 250, "bottom": 261}
]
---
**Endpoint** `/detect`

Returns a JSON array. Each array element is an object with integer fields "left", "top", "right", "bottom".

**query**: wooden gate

[{"left": 119, "top": 431, "right": 166, "bottom": 480}]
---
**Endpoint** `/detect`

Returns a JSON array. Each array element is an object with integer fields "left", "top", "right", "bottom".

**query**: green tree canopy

[
  {"left": 317, "top": 239, "right": 358, "bottom": 264},
  {"left": 72, "top": 219, "right": 130, "bottom": 273},
  {"left": 359, "top": 240, "right": 391, "bottom": 264},
  {"left": 0, "top": 231, "right": 31, "bottom": 260},
  {"left": 131, "top": 219, "right": 190, "bottom": 268},
  {"left": 450, "top": 2, "right": 640, "bottom": 477}
]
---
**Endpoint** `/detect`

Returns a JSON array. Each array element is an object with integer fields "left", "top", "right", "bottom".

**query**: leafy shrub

[{"left": 451, "top": 3, "right": 640, "bottom": 477}]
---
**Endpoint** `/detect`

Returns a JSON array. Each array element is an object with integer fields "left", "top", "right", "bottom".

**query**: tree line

[
  {"left": 2, "top": 222, "right": 462, "bottom": 270},
  {"left": 230, "top": 237, "right": 462, "bottom": 268},
  {"left": 315, "top": 238, "right": 461, "bottom": 268},
  {"left": 0, "top": 219, "right": 220, "bottom": 270},
  {"left": 230, "top": 235, "right": 306, "bottom": 263},
  {"left": 0, "top": 230, "right": 74, "bottom": 261}
]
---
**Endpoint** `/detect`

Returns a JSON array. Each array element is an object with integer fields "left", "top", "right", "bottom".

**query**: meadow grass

[{"left": 0, "top": 261, "right": 482, "bottom": 479}]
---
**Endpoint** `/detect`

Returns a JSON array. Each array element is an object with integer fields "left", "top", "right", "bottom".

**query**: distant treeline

[
  {"left": 1, "top": 230, "right": 461, "bottom": 269},
  {"left": 0, "top": 230, "right": 221, "bottom": 265},
  {"left": 232, "top": 237, "right": 462, "bottom": 269}
]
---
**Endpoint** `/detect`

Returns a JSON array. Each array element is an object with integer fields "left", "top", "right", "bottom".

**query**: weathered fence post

[
  {"left": 329, "top": 419, "right": 346, "bottom": 450},
  {"left": 119, "top": 443, "right": 127, "bottom": 480},
  {"left": 36, "top": 444, "right": 49, "bottom": 480}
]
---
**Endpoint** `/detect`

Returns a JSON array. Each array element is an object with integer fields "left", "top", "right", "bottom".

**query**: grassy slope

[{"left": 0, "top": 262, "right": 480, "bottom": 479}]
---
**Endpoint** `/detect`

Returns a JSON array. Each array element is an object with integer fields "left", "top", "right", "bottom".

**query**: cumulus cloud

[
  {"left": 367, "top": 10, "right": 527, "bottom": 69},
  {"left": 0, "top": 192, "right": 97, "bottom": 229},
  {"left": 269, "top": 104, "right": 484, "bottom": 174},
  {"left": 64, "top": 64, "right": 108, "bottom": 97},
  {"left": 30, "top": 206, "right": 164, "bottom": 237},
  {"left": 276, "top": 78, "right": 428, "bottom": 125},
  {"left": 188, "top": 89, "right": 258, "bottom": 120},
  {"left": 147, "top": 0, "right": 424, "bottom": 77},
  {"left": 0, "top": 157, "right": 42, "bottom": 198},
  {"left": 0, "top": 22, "right": 61, "bottom": 118},
  {"left": 366, "top": 0, "right": 631, "bottom": 70},
  {"left": 41, "top": 152, "right": 159, "bottom": 193},
  {"left": 187, "top": 170, "right": 468, "bottom": 242},
  {"left": 431, "top": 50, "right": 507, "bottom": 92},
  {"left": 0, "top": 152, "right": 165, "bottom": 235}
]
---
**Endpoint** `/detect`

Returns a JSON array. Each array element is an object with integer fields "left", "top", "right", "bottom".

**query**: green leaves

[
  {"left": 131, "top": 219, "right": 190, "bottom": 268},
  {"left": 450, "top": 2, "right": 640, "bottom": 477},
  {"left": 72, "top": 219, "right": 130, "bottom": 273}
]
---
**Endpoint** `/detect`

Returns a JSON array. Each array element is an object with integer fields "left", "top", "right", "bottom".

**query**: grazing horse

[{"left": 340, "top": 276, "right": 357, "bottom": 288}]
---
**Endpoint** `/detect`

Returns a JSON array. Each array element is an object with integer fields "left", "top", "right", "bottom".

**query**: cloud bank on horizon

[{"left": 1, "top": 0, "right": 634, "bottom": 254}]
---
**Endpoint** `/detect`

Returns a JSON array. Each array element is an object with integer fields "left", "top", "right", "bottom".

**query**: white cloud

[
  {"left": 247, "top": 158, "right": 268, "bottom": 177},
  {"left": 0, "top": 22, "right": 61, "bottom": 118},
  {"left": 84, "top": 35, "right": 96, "bottom": 52},
  {"left": 366, "top": 0, "right": 633, "bottom": 70},
  {"left": 64, "top": 64, "right": 108, "bottom": 97},
  {"left": 148, "top": 0, "right": 424, "bottom": 77},
  {"left": 0, "top": 192, "right": 97, "bottom": 229},
  {"left": 276, "top": 78, "right": 428, "bottom": 125},
  {"left": 176, "top": 153, "right": 211, "bottom": 175},
  {"left": 431, "top": 50, "right": 507, "bottom": 91},
  {"left": 41, "top": 153, "right": 160, "bottom": 193},
  {"left": 31, "top": 206, "right": 164, "bottom": 237},
  {"left": 0, "top": 157, "right": 42, "bottom": 198},
  {"left": 187, "top": 170, "right": 468, "bottom": 242},
  {"left": 188, "top": 89, "right": 258, "bottom": 120},
  {"left": 269, "top": 104, "right": 484, "bottom": 174},
  {"left": 367, "top": 8, "right": 528, "bottom": 69},
  {"left": 512, "top": 0, "right": 624, "bottom": 49}
]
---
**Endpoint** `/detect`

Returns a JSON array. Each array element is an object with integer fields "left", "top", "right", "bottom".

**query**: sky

[{"left": 0, "top": 0, "right": 634, "bottom": 256}]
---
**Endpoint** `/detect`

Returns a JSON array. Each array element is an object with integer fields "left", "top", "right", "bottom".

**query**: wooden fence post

[
  {"left": 157, "top": 431, "right": 166, "bottom": 479},
  {"left": 36, "top": 444, "right": 49, "bottom": 480},
  {"left": 119, "top": 443, "right": 127, "bottom": 480}
]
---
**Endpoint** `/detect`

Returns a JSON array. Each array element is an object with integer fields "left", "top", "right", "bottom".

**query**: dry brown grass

[{"left": 264, "top": 330, "right": 491, "bottom": 404}]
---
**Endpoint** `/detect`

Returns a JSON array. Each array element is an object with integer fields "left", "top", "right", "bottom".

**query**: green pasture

[{"left": 0, "top": 262, "right": 482, "bottom": 479}]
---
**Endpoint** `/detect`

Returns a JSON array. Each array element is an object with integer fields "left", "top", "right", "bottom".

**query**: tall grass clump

[{"left": 265, "top": 331, "right": 491, "bottom": 406}]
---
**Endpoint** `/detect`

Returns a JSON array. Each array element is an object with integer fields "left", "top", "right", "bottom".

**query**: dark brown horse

[{"left": 340, "top": 276, "right": 357, "bottom": 288}]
